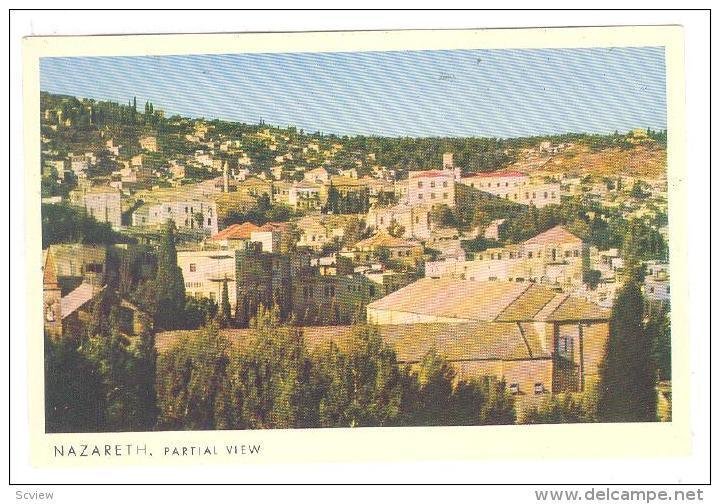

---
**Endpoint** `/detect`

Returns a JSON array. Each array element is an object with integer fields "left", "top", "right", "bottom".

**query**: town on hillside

[{"left": 41, "top": 92, "right": 671, "bottom": 432}]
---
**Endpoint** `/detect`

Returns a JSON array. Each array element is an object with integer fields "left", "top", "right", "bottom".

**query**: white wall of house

[{"left": 177, "top": 251, "right": 237, "bottom": 308}]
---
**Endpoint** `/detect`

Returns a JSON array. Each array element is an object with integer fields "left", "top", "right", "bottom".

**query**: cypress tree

[
  {"left": 597, "top": 271, "right": 657, "bottom": 422},
  {"left": 219, "top": 278, "right": 232, "bottom": 328},
  {"left": 154, "top": 220, "right": 186, "bottom": 330}
]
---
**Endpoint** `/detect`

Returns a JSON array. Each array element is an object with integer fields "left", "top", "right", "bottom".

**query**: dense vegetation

[
  {"left": 45, "top": 218, "right": 671, "bottom": 432},
  {"left": 41, "top": 203, "right": 134, "bottom": 249}
]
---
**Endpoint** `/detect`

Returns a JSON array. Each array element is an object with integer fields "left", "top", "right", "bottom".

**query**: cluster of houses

[{"left": 41, "top": 121, "right": 670, "bottom": 410}]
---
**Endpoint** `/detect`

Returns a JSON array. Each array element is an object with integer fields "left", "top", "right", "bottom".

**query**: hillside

[
  {"left": 513, "top": 143, "right": 667, "bottom": 180},
  {"left": 40, "top": 92, "right": 667, "bottom": 181}
]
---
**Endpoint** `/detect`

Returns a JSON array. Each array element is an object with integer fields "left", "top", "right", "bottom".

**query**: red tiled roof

[
  {"left": 409, "top": 170, "right": 452, "bottom": 178},
  {"left": 211, "top": 222, "right": 260, "bottom": 240},
  {"left": 257, "top": 222, "right": 289, "bottom": 232},
  {"left": 521, "top": 225, "right": 583, "bottom": 246},
  {"left": 468, "top": 170, "right": 528, "bottom": 178}
]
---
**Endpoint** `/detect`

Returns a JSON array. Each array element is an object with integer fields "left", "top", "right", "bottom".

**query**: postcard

[{"left": 21, "top": 25, "right": 688, "bottom": 468}]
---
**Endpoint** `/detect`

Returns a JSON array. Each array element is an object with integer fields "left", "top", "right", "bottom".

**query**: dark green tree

[
  {"left": 314, "top": 325, "right": 404, "bottom": 427},
  {"left": 82, "top": 307, "right": 157, "bottom": 431},
  {"left": 521, "top": 394, "right": 594, "bottom": 424},
  {"left": 153, "top": 220, "right": 186, "bottom": 330},
  {"left": 219, "top": 278, "right": 232, "bottom": 328},
  {"left": 597, "top": 273, "right": 657, "bottom": 422},
  {"left": 227, "top": 306, "right": 311, "bottom": 429},
  {"left": 647, "top": 303, "right": 671, "bottom": 382},
  {"left": 412, "top": 349, "right": 456, "bottom": 425},
  {"left": 44, "top": 332, "right": 104, "bottom": 433},
  {"left": 156, "top": 322, "right": 232, "bottom": 430}
]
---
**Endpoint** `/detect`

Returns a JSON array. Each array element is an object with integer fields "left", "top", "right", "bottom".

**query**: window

[
  {"left": 185, "top": 206, "right": 188, "bottom": 213},
  {"left": 430, "top": 181, "right": 435, "bottom": 188},
  {"left": 534, "top": 383, "right": 545, "bottom": 395},
  {"left": 417, "top": 181, "right": 423, "bottom": 188},
  {"left": 86, "top": 263, "right": 103, "bottom": 273},
  {"left": 573, "top": 250, "right": 579, "bottom": 257},
  {"left": 207, "top": 218, "right": 212, "bottom": 226},
  {"left": 544, "top": 192, "right": 548, "bottom": 199},
  {"left": 418, "top": 193, "right": 423, "bottom": 199},
  {"left": 167, "top": 206, "right": 172, "bottom": 212},
  {"left": 557, "top": 336, "right": 573, "bottom": 358},
  {"left": 528, "top": 251, "right": 533, "bottom": 258},
  {"left": 443, "top": 193, "right": 448, "bottom": 199},
  {"left": 430, "top": 192, "right": 436, "bottom": 199},
  {"left": 443, "top": 181, "right": 448, "bottom": 188},
  {"left": 189, "top": 263, "right": 196, "bottom": 272},
  {"left": 509, "top": 383, "right": 520, "bottom": 395}
]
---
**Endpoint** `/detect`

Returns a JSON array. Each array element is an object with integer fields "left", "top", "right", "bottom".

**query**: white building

[
  {"left": 459, "top": 170, "right": 561, "bottom": 208},
  {"left": 288, "top": 181, "right": 322, "bottom": 210},
  {"left": 177, "top": 250, "right": 237, "bottom": 308},
  {"left": 483, "top": 219, "right": 506, "bottom": 240},
  {"left": 69, "top": 186, "right": 122, "bottom": 229},
  {"left": 644, "top": 261, "right": 670, "bottom": 302},
  {"left": 250, "top": 230, "right": 281, "bottom": 253},
  {"left": 366, "top": 203, "right": 433, "bottom": 239},
  {"left": 304, "top": 167, "right": 330, "bottom": 184},
  {"left": 406, "top": 169, "right": 456, "bottom": 208},
  {"left": 132, "top": 199, "right": 218, "bottom": 235},
  {"left": 426, "top": 225, "right": 587, "bottom": 289},
  {"left": 69, "top": 155, "right": 89, "bottom": 177},
  {"left": 139, "top": 135, "right": 158, "bottom": 152},
  {"left": 194, "top": 150, "right": 214, "bottom": 168}
]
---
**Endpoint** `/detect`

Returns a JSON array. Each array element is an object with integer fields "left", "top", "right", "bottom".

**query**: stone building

[
  {"left": 366, "top": 276, "right": 611, "bottom": 396},
  {"left": 459, "top": 170, "right": 561, "bottom": 208},
  {"left": 69, "top": 185, "right": 122, "bottom": 229},
  {"left": 340, "top": 230, "right": 424, "bottom": 268},
  {"left": 426, "top": 225, "right": 588, "bottom": 290},
  {"left": 132, "top": 198, "right": 218, "bottom": 235}
]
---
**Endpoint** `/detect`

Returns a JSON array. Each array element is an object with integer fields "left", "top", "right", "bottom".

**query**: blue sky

[{"left": 40, "top": 47, "right": 666, "bottom": 138}]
